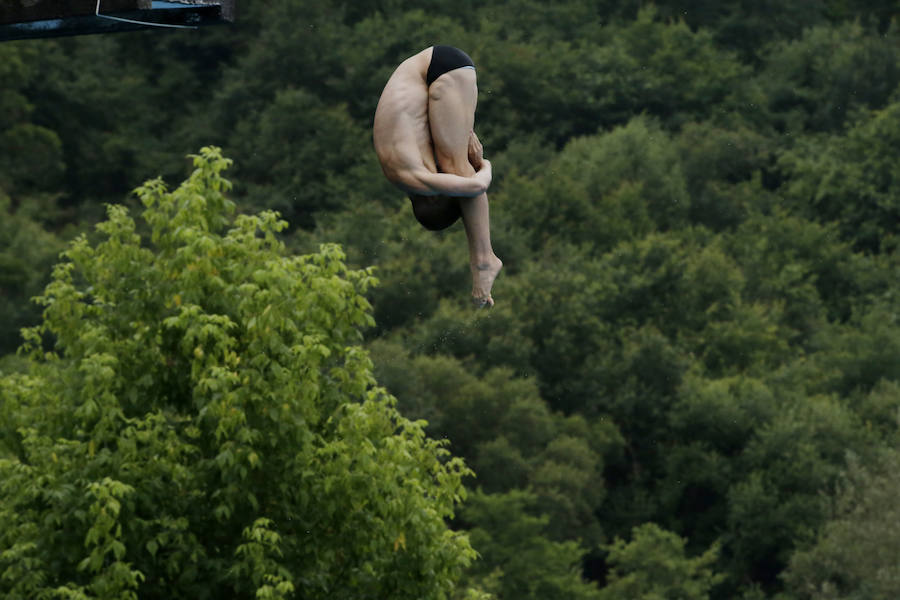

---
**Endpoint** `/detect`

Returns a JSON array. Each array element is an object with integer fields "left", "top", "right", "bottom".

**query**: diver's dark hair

[{"left": 409, "top": 195, "right": 462, "bottom": 231}]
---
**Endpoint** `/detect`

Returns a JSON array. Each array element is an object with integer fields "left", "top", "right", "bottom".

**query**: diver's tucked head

[{"left": 408, "top": 194, "right": 462, "bottom": 231}]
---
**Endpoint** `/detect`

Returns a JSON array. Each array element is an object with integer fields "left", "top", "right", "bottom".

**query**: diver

[{"left": 373, "top": 45, "right": 502, "bottom": 308}]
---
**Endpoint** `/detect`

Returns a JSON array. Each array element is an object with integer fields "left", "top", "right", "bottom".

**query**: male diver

[{"left": 373, "top": 45, "right": 502, "bottom": 308}]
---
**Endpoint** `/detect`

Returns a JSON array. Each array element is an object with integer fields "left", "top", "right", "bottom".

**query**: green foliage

[
  {"left": 725, "top": 394, "right": 872, "bottom": 585},
  {"left": 600, "top": 523, "right": 724, "bottom": 600},
  {"left": 779, "top": 99, "right": 900, "bottom": 252},
  {"left": 462, "top": 490, "right": 602, "bottom": 600},
  {"left": 21, "top": 37, "right": 190, "bottom": 203},
  {"left": 474, "top": 7, "right": 749, "bottom": 146},
  {"left": 229, "top": 88, "right": 372, "bottom": 229},
  {"left": 675, "top": 122, "right": 771, "bottom": 230},
  {"left": 0, "top": 45, "right": 65, "bottom": 197},
  {"left": 504, "top": 117, "right": 687, "bottom": 251},
  {"left": 724, "top": 210, "right": 874, "bottom": 328},
  {"left": 0, "top": 193, "right": 66, "bottom": 356},
  {"left": 0, "top": 148, "right": 477, "bottom": 599},
  {"left": 760, "top": 21, "right": 900, "bottom": 133},
  {"left": 782, "top": 447, "right": 900, "bottom": 600},
  {"left": 4, "top": 2, "right": 900, "bottom": 599},
  {"left": 596, "top": 8, "right": 750, "bottom": 127},
  {"left": 370, "top": 339, "right": 619, "bottom": 550},
  {"left": 809, "top": 304, "right": 900, "bottom": 397}
]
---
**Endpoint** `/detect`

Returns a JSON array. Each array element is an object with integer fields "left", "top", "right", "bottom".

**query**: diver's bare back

[{"left": 373, "top": 48, "right": 436, "bottom": 193}]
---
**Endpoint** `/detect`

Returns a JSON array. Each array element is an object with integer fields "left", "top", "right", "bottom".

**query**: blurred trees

[
  {"left": 0, "top": 195, "right": 64, "bottom": 356},
  {"left": 462, "top": 490, "right": 603, "bottom": 600},
  {"left": 779, "top": 99, "right": 900, "bottom": 252},
  {"left": 781, "top": 447, "right": 900, "bottom": 600},
  {"left": 1, "top": 1, "right": 899, "bottom": 599},
  {"left": 599, "top": 523, "right": 724, "bottom": 600},
  {"left": 0, "top": 45, "right": 65, "bottom": 198},
  {"left": 0, "top": 45, "right": 67, "bottom": 355}
]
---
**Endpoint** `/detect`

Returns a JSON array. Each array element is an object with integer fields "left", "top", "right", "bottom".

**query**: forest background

[{"left": 2, "top": 0, "right": 900, "bottom": 598}]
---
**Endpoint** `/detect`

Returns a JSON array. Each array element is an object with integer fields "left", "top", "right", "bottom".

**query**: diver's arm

[{"left": 404, "top": 159, "right": 492, "bottom": 197}]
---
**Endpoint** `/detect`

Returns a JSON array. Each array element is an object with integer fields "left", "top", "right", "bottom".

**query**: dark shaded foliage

[{"left": 2, "top": 2, "right": 899, "bottom": 598}]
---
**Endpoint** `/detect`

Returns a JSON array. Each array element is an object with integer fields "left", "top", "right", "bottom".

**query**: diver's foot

[{"left": 471, "top": 255, "right": 502, "bottom": 308}]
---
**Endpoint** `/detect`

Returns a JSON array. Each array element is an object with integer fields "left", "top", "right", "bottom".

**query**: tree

[
  {"left": 782, "top": 446, "right": 900, "bottom": 600},
  {"left": 0, "top": 44, "right": 65, "bottom": 198},
  {"left": 228, "top": 88, "right": 374, "bottom": 230},
  {"left": 0, "top": 148, "right": 477, "bottom": 599},
  {"left": 369, "top": 339, "right": 619, "bottom": 550},
  {"left": 778, "top": 99, "right": 900, "bottom": 253},
  {"left": 674, "top": 121, "right": 771, "bottom": 230},
  {"left": 4, "top": 3, "right": 900, "bottom": 599},
  {"left": 503, "top": 117, "right": 687, "bottom": 252},
  {"left": 724, "top": 394, "right": 873, "bottom": 591},
  {"left": 760, "top": 21, "right": 900, "bottom": 134},
  {"left": 0, "top": 193, "right": 65, "bottom": 356},
  {"left": 461, "top": 490, "right": 602, "bottom": 600},
  {"left": 599, "top": 523, "right": 724, "bottom": 600}
]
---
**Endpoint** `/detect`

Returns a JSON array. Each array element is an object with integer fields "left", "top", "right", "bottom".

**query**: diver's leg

[
  {"left": 460, "top": 191, "right": 502, "bottom": 307},
  {"left": 428, "top": 68, "right": 502, "bottom": 306},
  {"left": 428, "top": 67, "right": 478, "bottom": 173}
]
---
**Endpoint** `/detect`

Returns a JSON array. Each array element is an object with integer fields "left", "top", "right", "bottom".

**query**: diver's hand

[
  {"left": 468, "top": 131, "right": 484, "bottom": 169},
  {"left": 476, "top": 158, "right": 492, "bottom": 190}
]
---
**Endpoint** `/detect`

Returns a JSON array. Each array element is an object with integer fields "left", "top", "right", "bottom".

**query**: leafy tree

[
  {"left": 0, "top": 45, "right": 65, "bottom": 199},
  {"left": 674, "top": 122, "right": 771, "bottom": 230},
  {"left": 760, "top": 21, "right": 900, "bottom": 134},
  {"left": 228, "top": 88, "right": 373, "bottom": 229},
  {"left": 0, "top": 148, "right": 477, "bottom": 599},
  {"left": 599, "top": 523, "right": 724, "bottom": 600},
  {"left": 653, "top": 0, "right": 829, "bottom": 61},
  {"left": 661, "top": 374, "right": 778, "bottom": 547},
  {"left": 808, "top": 304, "right": 900, "bottom": 398},
  {"left": 22, "top": 36, "right": 189, "bottom": 207},
  {"left": 855, "top": 380, "right": 900, "bottom": 442},
  {"left": 4, "top": 3, "right": 900, "bottom": 599},
  {"left": 503, "top": 117, "right": 687, "bottom": 251},
  {"left": 461, "top": 490, "right": 602, "bottom": 600},
  {"left": 0, "top": 194, "right": 66, "bottom": 356},
  {"left": 725, "top": 394, "right": 872, "bottom": 590},
  {"left": 781, "top": 447, "right": 900, "bottom": 600},
  {"left": 369, "top": 339, "right": 618, "bottom": 546},
  {"left": 724, "top": 210, "right": 875, "bottom": 330},
  {"left": 474, "top": 7, "right": 749, "bottom": 146},
  {"left": 369, "top": 338, "right": 622, "bottom": 587},
  {"left": 779, "top": 99, "right": 900, "bottom": 252},
  {"left": 595, "top": 8, "right": 750, "bottom": 128}
]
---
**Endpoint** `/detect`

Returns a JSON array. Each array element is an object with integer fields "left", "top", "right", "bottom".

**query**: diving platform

[{"left": 0, "top": 1, "right": 235, "bottom": 40}]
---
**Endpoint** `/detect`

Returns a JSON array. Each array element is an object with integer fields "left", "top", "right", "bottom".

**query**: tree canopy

[
  {"left": 2, "top": 2, "right": 899, "bottom": 598},
  {"left": 1, "top": 149, "right": 476, "bottom": 599}
]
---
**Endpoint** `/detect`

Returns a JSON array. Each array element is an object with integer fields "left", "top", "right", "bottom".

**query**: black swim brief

[{"left": 426, "top": 45, "right": 475, "bottom": 86}]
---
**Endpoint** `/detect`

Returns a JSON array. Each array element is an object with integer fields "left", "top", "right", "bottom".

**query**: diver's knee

[{"left": 428, "top": 78, "right": 448, "bottom": 102}]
